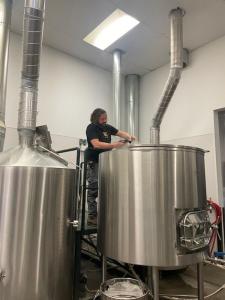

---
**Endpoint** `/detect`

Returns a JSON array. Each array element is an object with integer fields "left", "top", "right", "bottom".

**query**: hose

[
  {"left": 160, "top": 283, "right": 225, "bottom": 299},
  {"left": 207, "top": 199, "right": 222, "bottom": 257},
  {"left": 128, "top": 264, "right": 142, "bottom": 282},
  {"left": 85, "top": 285, "right": 98, "bottom": 294},
  {"left": 81, "top": 248, "right": 133, "bottom": 277}
]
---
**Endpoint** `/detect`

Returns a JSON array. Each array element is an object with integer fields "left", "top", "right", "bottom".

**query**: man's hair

[{"left": 90, "top": 108, "right": 106, "bottom": 124}]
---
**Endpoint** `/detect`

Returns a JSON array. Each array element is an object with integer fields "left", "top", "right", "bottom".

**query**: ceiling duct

[
  {"left": 113, "top": 49, "right": 122, "bottom": 129},
  {"left": 18, "top": 0, "right": 46, "bottom": 147},
  {"left": 126, "top": 74, "right": 140, "bottom": 139},
  {"left": 0, "top": 0, "right": 12, "bottom": 151},
  {"left": 150, "top": 7, "right": 185, "bottom": 144}
]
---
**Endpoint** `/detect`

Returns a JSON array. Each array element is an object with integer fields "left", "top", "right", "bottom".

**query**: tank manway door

[{"left": 178, "top": 210, "right": 211, "bottom": 251}]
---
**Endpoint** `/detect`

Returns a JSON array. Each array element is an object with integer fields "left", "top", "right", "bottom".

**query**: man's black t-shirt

[{"left": 85, "top": 123, "right": 118, "bottom": 162}]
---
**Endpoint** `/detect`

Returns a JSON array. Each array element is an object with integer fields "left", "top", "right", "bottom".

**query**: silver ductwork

[
  {"left": 150, "top": 7, "right": 185, "bottom": 144},
  {"left": 113, "top": 49, "right": 122, "bottom": 129},
  {"left": 126, "top": 74, "right": 140, "bottom": 139},
  {"left": 18, "top": 0, "right": 46, "bottom": 146},
  {"left": 0, "top": 0, "right": 12, "bottom": 151}
]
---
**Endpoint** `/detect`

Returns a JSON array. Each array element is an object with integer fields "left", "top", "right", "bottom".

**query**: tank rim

[
  {"left": 100, "top": 277, "right": 149, "bottom": 295},
  {"left": 0, "top": 164, "right": 75, "bottom": 170},
  {"left": 127, "top": 144, "right": 206, "bottom": 153}
]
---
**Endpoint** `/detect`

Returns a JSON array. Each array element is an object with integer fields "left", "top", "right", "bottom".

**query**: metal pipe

[
  {"left": 197, "top": 263, "right": 204, "bottom": 300},
  {"left": 152, "top": 266, "right": 159, "bottom": 300},
  {"left": 147, "top": 266, "right": 153, "bottom": 292},
  {"left": 128, "top": 264, "right": 142, "bottom": 282},
  {"left": 126, "top": 74, "right": 140, "bottom": 139},
  {"left": 102, "top": 255, "right": 107, "bottom": 283},
  {"left": 150, "top": 8, "right": 185, "bottom": 144},
  {"left": 81, "top": 161, "right": 87, "bottom": 233},
  {"left": 0, "top": 0, "right": 12, "bottom": 151},
  {"left": 113, "top": 49, "right": 122, "bottom": 129},
  {"left": 18, "top": 0, "right": 46, "bottom": 147}
]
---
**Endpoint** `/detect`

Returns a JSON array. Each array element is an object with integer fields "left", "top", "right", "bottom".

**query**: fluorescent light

[{"left": 84, "top": 9, "right": 140, "bottom": 50}]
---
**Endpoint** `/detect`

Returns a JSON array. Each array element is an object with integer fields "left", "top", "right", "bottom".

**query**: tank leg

[
  {"left": 146, "top": 266, "right": 153, "bottom": 291},
  {"left": 102, "top": 255, "right": 107, "bottom": 283},
  {"left": 152, "top": 266, "right": 159, "bottom": 300},
  {"left": 197, "top": 262, "right": 204, "bottom": 300}
]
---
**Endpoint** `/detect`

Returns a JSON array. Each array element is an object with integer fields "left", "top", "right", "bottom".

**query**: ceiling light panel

[{"left": 83, "top": 9, "right": 140, "bottom": 50}]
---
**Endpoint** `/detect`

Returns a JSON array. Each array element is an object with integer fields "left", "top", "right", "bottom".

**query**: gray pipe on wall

[
  {"left": 0, "top": 0, "right": 12, "bottom": 151},
  {"left": 113, "top": 49, "right": 122, "bottom": 129},
  {"left": 126, "top": 74, "right": 140, "bottom": 139},
  {"left": 150, "top": 7, "right": 185, "bottom": 144},
  {"left": 18, "top": 0, "right": 46, "bottom": 147}
]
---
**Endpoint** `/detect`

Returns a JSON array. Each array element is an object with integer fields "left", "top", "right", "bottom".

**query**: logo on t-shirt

[{"left": 103, "top": 131, "right": 109, "bottom": 138}]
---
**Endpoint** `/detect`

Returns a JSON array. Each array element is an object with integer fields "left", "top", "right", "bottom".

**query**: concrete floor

[{"left": 80, "top": 255, "right": 225, "bottom": 300}]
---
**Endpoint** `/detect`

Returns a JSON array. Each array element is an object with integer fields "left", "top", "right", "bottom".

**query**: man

[{"left": 85, "top": 108, "right": 135, "bottom": 226}]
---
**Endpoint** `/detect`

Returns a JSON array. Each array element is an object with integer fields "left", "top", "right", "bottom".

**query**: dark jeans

[{"left": 87, "top": 161, "right": 98, "bottom": 217}]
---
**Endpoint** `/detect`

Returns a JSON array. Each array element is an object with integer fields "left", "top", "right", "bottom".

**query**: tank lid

[{"left": 0, "top": 146, "right": 73, "bottom": 168}]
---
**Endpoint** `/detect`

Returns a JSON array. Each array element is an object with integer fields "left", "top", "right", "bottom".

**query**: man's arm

[
  {"left": 116, "top": 130, "right": 136, "bottom": 141},
  {"left": 91, "top": 139, "right": 124, "bottom": 150}
]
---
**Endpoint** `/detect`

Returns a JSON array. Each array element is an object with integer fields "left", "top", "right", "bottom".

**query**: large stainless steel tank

[
  {"left": 98, "top": 145, "right": 211, "bottom": 267},
  {"left": 0, "top": 146, "right": 76, "bottom": 300}
]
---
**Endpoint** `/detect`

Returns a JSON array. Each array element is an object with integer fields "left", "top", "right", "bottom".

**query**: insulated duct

[
  {"left": 18, "top": 0, "right": 46, "bottom": 146},
  {"left": 150, "top": 7, "right": 185, "bottom": 144},
  {"left": 0, "top": 0, "right": 12, "bottom": 151},
  {"left": 126, "top": 74, "right": 140, "bottom": 139},
  {"left": 113, "top": 49, "right": 122, "bottom": 129}
]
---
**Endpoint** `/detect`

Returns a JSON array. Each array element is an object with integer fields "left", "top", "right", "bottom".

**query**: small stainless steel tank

[
  {"left": 97, "top": 278, "right": 150, "bottom": 300},
  {"left": 98, "top": 145, "right": 211, "bottom": 267},
  {"left": 0, "top": 146, "right": 77, "bottom": 300}
]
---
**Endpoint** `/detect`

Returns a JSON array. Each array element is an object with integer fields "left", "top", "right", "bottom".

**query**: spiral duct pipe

[{"left": 18, "top": 0, "right": 46, "bottom": 146}]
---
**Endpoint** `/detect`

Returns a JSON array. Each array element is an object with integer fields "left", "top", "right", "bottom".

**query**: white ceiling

[{"left": 11, "top": 0, "right": 225, "bottom": 75}]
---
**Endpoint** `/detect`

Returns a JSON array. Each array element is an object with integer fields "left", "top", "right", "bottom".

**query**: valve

[
  {"left": 0, "top": 270, "right": 6, "bottom": 282},
  {"left": 67, "top": 219, "right": 79, "bottom": 228}
]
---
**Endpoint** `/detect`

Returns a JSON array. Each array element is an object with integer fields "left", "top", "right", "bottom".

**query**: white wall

[
  {"left": 5, "top": 33, "right": 113, "bottom": 151},
  {"left": 140, "top": 35, "right": 225, "bottom": 203}
]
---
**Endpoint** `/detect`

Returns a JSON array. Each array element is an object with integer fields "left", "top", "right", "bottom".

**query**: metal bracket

[{"left": 183, "top": 48, "right": 189, "bottom": 68}]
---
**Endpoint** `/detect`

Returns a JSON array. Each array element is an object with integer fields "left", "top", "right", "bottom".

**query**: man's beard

[{"left": 98, "top": 122, "right": 107, "bottom": 129}]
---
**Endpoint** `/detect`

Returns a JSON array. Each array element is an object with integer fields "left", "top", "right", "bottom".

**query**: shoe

[{"left": 87, "top": 216, "right": 97, "bottom": 226}]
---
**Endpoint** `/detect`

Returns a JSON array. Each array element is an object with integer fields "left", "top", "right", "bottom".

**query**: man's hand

[
  {"left": 116, "top": 131, "right": 136, "bottom": 142},
  {"left": 130, "top": 135, "right": 136, "bottom": 142},
  {"left": 112, "top": 141, "right": 126, "bottom": 148},
  {"left": 126, "top": 135, "right": 136, "bottom": 142}
]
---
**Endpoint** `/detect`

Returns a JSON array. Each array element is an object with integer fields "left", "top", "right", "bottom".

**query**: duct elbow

[{"left": 170, "top": 67, "right": 182, "bottom": 78}]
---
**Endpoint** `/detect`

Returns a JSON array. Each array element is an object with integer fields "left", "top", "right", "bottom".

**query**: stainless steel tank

[
  {"left": 0, "top": 146, "right": 77, "bottom": 300},
  {"left": 98, "top": 145, "right": 211, "bottom": 267},
  {"left": 98, "top": 278, "right": 150, "bottom": 300}
]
